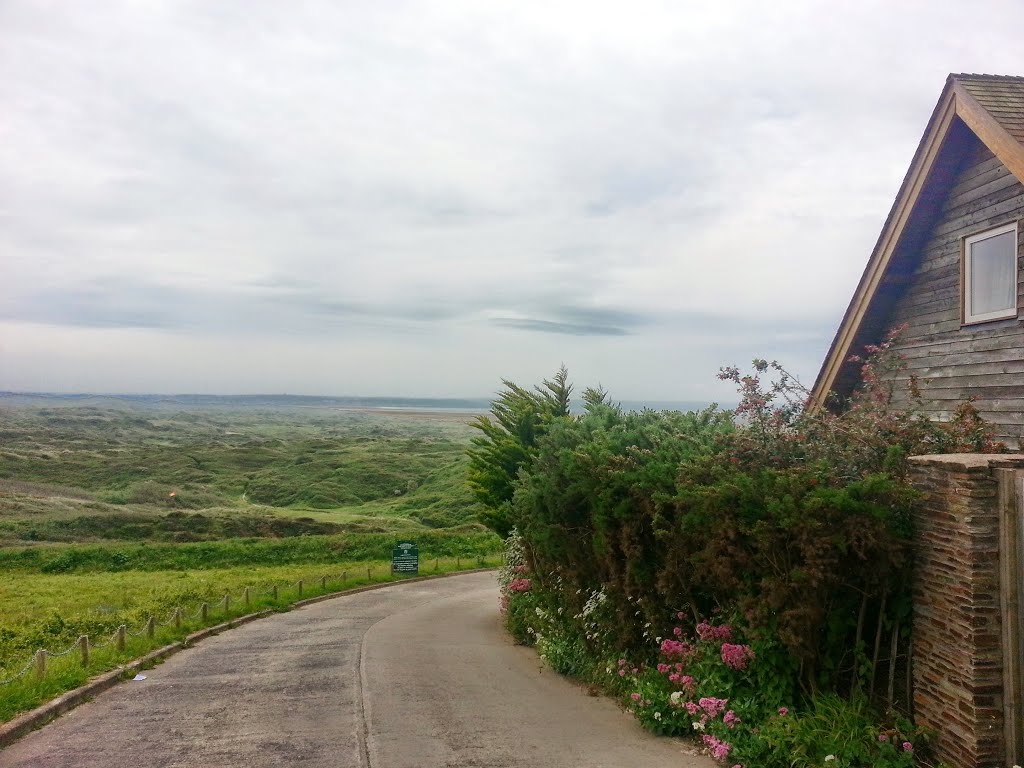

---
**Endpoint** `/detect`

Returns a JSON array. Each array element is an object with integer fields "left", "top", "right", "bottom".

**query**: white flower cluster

[
  {"left": 497, "top": 527, "right": 527, "bottom": 590},
  {"left": 577, "top": 588, "right": 608, "bottom": 619}
]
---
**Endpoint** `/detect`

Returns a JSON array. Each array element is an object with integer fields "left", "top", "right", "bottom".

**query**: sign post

[{"left": 391, "top": 541, "right": 419, "bottom": 576}]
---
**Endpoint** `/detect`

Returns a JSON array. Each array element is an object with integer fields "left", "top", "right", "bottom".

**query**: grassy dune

[{"left": 0, "top": 402, "right": 486, "bottom": 544}]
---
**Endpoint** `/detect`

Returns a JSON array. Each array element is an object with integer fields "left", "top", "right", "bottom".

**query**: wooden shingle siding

[{"left": 886, "top": 139, "right": 1024, "bottom": 447}]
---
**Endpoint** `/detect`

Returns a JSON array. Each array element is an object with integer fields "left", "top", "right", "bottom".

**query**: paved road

[{"left": 0, "top": 572, "right": 713, "bottom": 768}]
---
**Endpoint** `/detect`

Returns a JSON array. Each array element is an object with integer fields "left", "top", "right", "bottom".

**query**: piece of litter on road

[{"left": 132, "top": 674, "right": 146, "bottom": 681}]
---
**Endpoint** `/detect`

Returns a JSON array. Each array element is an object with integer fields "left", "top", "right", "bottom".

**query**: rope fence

[{"left": 0, "top": 555, "right": 495, "bottom": 687}]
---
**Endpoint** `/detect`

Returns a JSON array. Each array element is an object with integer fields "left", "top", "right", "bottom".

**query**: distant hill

[{"left": 0, "top": 391, "right": 727, "bottom": 413}]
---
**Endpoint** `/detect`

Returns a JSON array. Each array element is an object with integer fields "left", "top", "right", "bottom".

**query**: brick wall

[{"left": 908, "top": 454, "right": 1024, "bottom": 768}]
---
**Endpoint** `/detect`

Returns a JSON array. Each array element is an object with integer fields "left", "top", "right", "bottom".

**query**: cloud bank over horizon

[{"left": 3, "top": 1, "right": 1024, "bottom": 400}]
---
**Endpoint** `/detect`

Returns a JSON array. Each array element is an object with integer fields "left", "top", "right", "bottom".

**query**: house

[{"left": 812, "top": 74, "right": 1024, "bottom": 448}]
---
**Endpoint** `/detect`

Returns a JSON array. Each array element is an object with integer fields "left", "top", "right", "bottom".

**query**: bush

[
  {"left": 498, "top": 529, "right": 537, "bottom": 645},
  {"left": 481, "top": 334, "right": 992, "bottom": 764},
  {"left": 738, "top": 693, "right": 919, "bottom": 768}
]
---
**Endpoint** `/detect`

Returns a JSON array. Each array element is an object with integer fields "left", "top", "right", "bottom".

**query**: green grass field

[
  {"left": 0, "top": 554, "right": 499, "bottom": 722},
  {"left": 0, "top": 400, "right": 501, "bottom": 722}
]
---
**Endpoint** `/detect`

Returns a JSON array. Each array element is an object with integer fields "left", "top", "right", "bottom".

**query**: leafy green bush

[
  {"left": 467, "top": 367, "right": 573, "bottom": 536},
  {"left": 498, "top": 528, "right": 536, "bottom": 645},
  {"left": 483, "top": 335, "right": 992, "bottom": 765},
  {"left": 737, "top": 693, "right": 919, "bottom": 768}
]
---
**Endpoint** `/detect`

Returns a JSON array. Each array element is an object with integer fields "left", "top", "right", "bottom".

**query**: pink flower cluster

[
  {"left": 720, "top": 643, "right": 755, "bottom": 670},
  {"left": 671, "top": 674, "right": 695, "bottom": 693},
  {"left": 701, "top": 734, "right": 732, "bottom": 761},
  {"left": 698, "top": 697, "right": 728, "bottom": 718},
  {"left": 696, "top": 621, "right": 733, "bottom": 642},
  {"left": 507, "top": 578, "right": 531, "bottom": 593},
  {"left": 723, "top": 710, "right": 741, "bottom": 728},
  {"left": 659, "top": 638, "right": 695, "bottom": 660},
  {"left": 617, "top": 658, "right": 639, "bottom": 677}
]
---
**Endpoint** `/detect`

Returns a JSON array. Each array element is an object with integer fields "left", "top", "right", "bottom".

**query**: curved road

[{"left": 0, "top": 572, "right": 713, "bottom": 768}]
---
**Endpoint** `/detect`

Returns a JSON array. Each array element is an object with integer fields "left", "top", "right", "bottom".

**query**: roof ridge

[{"left": 951, "top": 72, "right": 1024, "bottom": 82}]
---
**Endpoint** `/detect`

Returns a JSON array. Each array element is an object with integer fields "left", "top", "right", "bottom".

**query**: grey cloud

[
  {"left": 490, "top": 317, "right": 632, "bottom": 336},
  {"left": 1, "top": 279, "right": 465, "bottom": 335},
  {"left": 554, "top": 305, "right": 649, "bottom": 329},
  {"left": 3, "top": 1, "right": 1024, "bottom": 398},
  {"left": 487, "top": 302, "right": 653, "bottom": 337}
]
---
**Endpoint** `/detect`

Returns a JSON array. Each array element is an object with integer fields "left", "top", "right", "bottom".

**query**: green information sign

[{"left": 391, "top": 541, "right": 419, "bottom": 575}]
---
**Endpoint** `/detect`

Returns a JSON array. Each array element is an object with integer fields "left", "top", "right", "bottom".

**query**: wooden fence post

[
  {"left": 80, "top": 635, "right": 90, "bottom": 668},
  {"left": 367, "top": 566, "right": 372, "bottom": 580},
  {"left": 342, "top": 570, "right": 348, "bottom": 582},
  {"left": 34, "top": 649, "right": 46, "bottom": 680},
  {"left": 272, "top": 585, "right": 279, "bottom": 601},
  {"left": 201, "top": 603, "right": 209, "bottom": 622},
  {"left": 297, "top": 580, "right": 303, "bottom": 597},
  {"left": 174, "top": 607, "right": 182, "bottom": 630},
  {"left": 244, "top": 587, "right": 251, "bottom": 608},
  {"left": 320, "top": 575, "right": 326, "bottom": 590},
  {"left": 116, "top": 625, "right": 126, "bottom": 652},
  {"left": 146, "top": 616, "right": 155, "bottom": 639},
  {"left": 223, "top": 593, "right": 230, "bottom": 613}
]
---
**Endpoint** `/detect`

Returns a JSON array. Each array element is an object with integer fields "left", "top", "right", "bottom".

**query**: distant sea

[{"left": 0, "top": 392, "right": 726, "bottom": 414}]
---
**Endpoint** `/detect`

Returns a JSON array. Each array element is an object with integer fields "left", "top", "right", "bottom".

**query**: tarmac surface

[{"left": 0, "top": 571, "right": 713, "bottom": 767}]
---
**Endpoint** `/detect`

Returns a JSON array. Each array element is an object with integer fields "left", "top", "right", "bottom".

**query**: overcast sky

[{"left": 2, "top": 1, "right": 1023, "bottom": 402}]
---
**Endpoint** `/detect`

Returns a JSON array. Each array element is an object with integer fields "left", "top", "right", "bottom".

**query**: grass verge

[{"left": 0, "top": 555, "right": 499, "bottom": 724}]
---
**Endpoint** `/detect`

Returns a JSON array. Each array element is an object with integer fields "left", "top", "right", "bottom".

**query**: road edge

[{"left": 0, "top": 568, "right": 496, "bottom": 750}]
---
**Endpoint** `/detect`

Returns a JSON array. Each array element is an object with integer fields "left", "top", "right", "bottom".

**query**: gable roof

[{"left": 811, "top": 74, "right": 1024, "bottom": 408}]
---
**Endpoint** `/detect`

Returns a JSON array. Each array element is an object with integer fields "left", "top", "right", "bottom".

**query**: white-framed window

[{"left": 963, "top": 221, "right": 1019, "bottom": 325}]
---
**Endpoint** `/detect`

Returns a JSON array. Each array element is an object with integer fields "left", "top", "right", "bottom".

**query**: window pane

[{"left": 970, "top": 230, "right": 1016, "bottom": 316}]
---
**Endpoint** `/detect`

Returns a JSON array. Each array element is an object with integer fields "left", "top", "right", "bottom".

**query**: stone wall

[{"left": 908, "top": 454, "right": 1024, "bottom": 768}]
